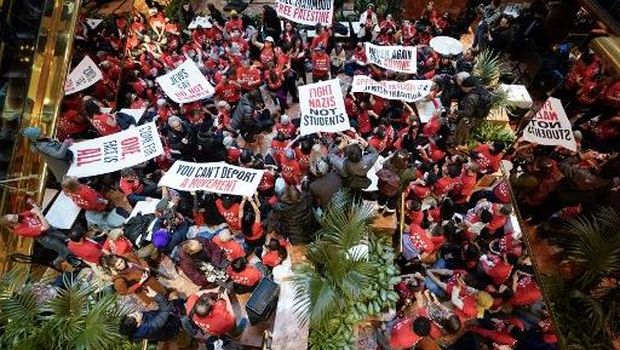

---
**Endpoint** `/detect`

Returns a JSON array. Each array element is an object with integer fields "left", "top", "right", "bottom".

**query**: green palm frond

[{"left": 473, "top": 50, "right": 506, "bottom": 88}]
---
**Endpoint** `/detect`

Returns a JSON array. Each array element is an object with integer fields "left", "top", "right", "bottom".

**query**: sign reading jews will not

[
  {"left": 365, "top": 43, "right": 417, "bottom": 74},
  {"left": 159, "top": 161, "right": 265, "bottom": 197},
  {"left": 521, "top": 97, "right": 577, "bottom": 151},
  {"left": 351, "top": 75, "right": 433, "bottom": 102},
  {"left": 275, "top": 0, "right": 334, "bottom": 26},
  {"left": 156, "top": 60, "right": 215, "bottom": 104},
  {"left": 67, "top": 122, "right": 164, "bottom": 178},
  {"left": 298, "top": 78, "right": 349, "bottom": 136},
  {"left": 64, "top": 56, "right": 103, "bottom": 95}
]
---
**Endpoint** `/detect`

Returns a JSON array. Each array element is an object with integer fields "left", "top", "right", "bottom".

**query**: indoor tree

[
  {"left": 0, "top": 266, "right": 136, "bottom": 350},
  {"left": 292, "top": 190, "right": 399, "bottom": 350}
]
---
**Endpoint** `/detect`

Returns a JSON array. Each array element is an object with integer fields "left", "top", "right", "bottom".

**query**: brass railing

[{"left": 0, "top": 0, "right": 81, "bottom": 273}]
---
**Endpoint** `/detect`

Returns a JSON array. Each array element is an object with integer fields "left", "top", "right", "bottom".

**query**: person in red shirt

[
  {"left": 310, "top": 24, "right": 331, "bottom": 50},
  {"left": 85, "top": 100, "right": 121, "bottom": 136},
  {"left": 212, "top": 228, "right": 244, "bottom": 261},
  {"left": 265, "top": 65, "right": 288, "bottom": 114},
  {"left": 67, "top": 228, "right": 103, "bottom": 264},
  {"left": 119, "top": 168, "right": 159, "bottom": 205},
  {"left": 472, "top": 141, "right": 505, "bottom": 173},
  {"left": 224, "top": 10, "right": 243, "bottom": 33},
  {"left": 280, "top": 149, "right": 302, "bottom": 185},
  {"left": 185, "top": 291, "right": 244, "bottom": 338},
  {"left": 61, "top": 176, "right": 108, "bottom": 212},
  {"left": 102, "top": 228, "right": 133, "bottom": 255},
  {"left": 274, "top": 114, "right": 297, "bottom": 139},
  {"left": 241, "top": 195, "right": 265, "bottom": 253},
  {"left": 236, "top": 61, "right": 262, "bottom": 92},
  {"left": 215, "top": 75, "right": 241, "bottom": 105},
  {"left": 226, "top": 256, "right": 263, "bottom": 294},
  {"left": 57, "top": 107, "right": 87, "bottom": 141},
  {"left": 311, "top": 45, "right": 330, "bottom": 82},
  {"left": 262, "top": 238, "right": 288, "bottom": 268},
  {"left": 387, "top": 316, "right": 432, "bottom": 350},
  {"left": 215, "top": 195, "right": 243, "bottom": 231},
  {"left": 0, "top": 200, "right": 69, "bottom": 263}
]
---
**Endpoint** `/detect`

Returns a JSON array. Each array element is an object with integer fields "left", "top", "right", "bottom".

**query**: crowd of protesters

[{"left": 3, "top": 1, "right": 604, "bottom": 349}]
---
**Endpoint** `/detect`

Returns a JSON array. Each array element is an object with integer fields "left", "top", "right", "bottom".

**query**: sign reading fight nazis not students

[
  {"left": 156, "top": 59, "right": 215, "bottom": 104},
  {"left": 67, "top": 122, "right": 164, "bottom": 178},
  {"left": 521, "top": 97, "right": 577, "bottom": 151},
  {"left": 275, "top": 0, "right": 334, "bottom": 26},
  {"left": 159, "top": 161, "right": 265, "bottom": 197},
  {"left": 298, "top": 78, "right": 349, "bottom": 135},
  {"left": 365, "top": 43, "right": 417, "bottom": 74},
  {"left": 351, "top": 75, "right": 433, "bottom": 102}
]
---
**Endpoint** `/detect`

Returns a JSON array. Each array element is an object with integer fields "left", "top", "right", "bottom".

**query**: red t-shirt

[
  {"left": 281, "top": 158, "right": 302, "bottom": 185},
  {"left": 64, "top": 185, "right": 106, "bottom": 212},
  {"left": 275, "top": 123, "right": 297, "bottom": 139},
  {"left": 433, "top": 177, "right": 454, "bottom": 197},
  {"left": 212, "top": 236, "right": 245, "bottom": 261},
  {"left": 357, "top": 110, "right": 372, "bottom": 134},
  {"left": 185, "top": 297, "right": 235, "bottom": 336},
  {"left": 119, "top": 178, "right": 143, "bottom": 196},
  {"left": 226, "top": 264, "right": 262, "bottom": 286},
  {"left": 12, "top": 212, "right": 44, "bottom": 237},
  {"left": 474, "top": 144, "right": 502, "bottom": 172},
  {"left": 215, "top": 81, "right": 241, "bottom": 104},
  {"left": 102, "top": 236, "right": 133, "bottom": 255},
  {"left": 389, "top": 317, "right": 422, "bottom": 350},
  {"left": 91, "top": 113, "right": 121, "bottom": 136},
  {"left": 262, "top": 250, "right": 282, "bottom": 267},
  {"left": 245, "top": 222, "right": 264, "bottom": 242},
  {"left": 215, "top": 200, "right": 241, "bottom": 231},
  {"left": 68, "top": 239, "right": 103, "bottom": 264},
  {"left": 312, "top": 52, "right": 330, "bottom": 77}
]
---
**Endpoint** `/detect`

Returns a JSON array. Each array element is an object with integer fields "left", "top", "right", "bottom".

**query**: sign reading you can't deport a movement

[
  {"left": 159, "top": 161, "right": 265, "bottom": 196},
  {"left": 298, "top": 78, "right": 350, "bottom": 135}
]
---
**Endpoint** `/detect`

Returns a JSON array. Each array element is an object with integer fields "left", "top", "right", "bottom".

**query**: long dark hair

[{"left": 84, "top": 100, "right": 101, "bottom": 118}]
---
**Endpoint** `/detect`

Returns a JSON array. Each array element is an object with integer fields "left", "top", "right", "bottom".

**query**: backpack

[{"left": 123, "top": 213, "right": 155, "bottom": 246}]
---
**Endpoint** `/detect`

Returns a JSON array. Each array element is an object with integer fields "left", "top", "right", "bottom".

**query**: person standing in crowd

[{"left": 22, "top": 127, "right": 73, "bottom": 183}]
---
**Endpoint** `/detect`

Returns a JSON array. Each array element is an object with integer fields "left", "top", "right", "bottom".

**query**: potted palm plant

[
  {"left": 0, "top": 266, "right": 137, "bottom": 350},
  {"left": 292, "top": 190, "right": 399, "bottom": 350}
]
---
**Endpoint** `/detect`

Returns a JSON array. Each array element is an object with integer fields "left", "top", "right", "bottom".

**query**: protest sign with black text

[
  {"left": 351, "top": 75, "right": 433, "bottom": 102},
  {"left": 156, "top": 59, "right": 215, "bottom": 103},
  {"left": 298, "top": 78, "right": 350, "bottom": 135},
  {"left": 275, "top": 0, "right": 334, "bottom": 26},
  {"left": 521, "top": 97, "right": 577, "bottom": 151},
  {"left": 364, "top": 43, "right": 417, "bottom": 74}
]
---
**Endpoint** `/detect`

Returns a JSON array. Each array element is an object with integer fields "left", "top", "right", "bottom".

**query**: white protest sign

[
  {"left": 158, "top": 161, "right": 265, "bottom": 197},
  {"left": 415, "top": 98, "right": 440, "bottom": 123},
  {"left": 351, "top": 75, "right": 432, "bottom": 102},
  {"left": 365, "top": 43, "right": 417, "bottom": 74},
  {"left": 127, "top": 198, "right": 159, "bottom": 222},
  {"left": 365, "top": 42, "right": 418, "bottom": 74},
  {"left": 86, "top": 18, "right": 103, "bottom": 29},
  {"left": 67, "top": 122, "right": 164, "bottom": 178},
  {"left": 298, "top": 78, "right": 349, "bottom": 135},
  {"left": 156, "top": 60, "right": 215, "bottom": 104},
  {"left": 521, "top": 97, "right": 576, "bottom": 151},
  {"left": 275, "top": 0, "right": 334, "bottom": 26},
  {"left": 64, "top": 56, "right": 103, "bottom": 95},
  {"left": 45, "top": 192, "right": 81, "bottom": 230},
  {"left": 188, "top": 16, "right": 213, "bottom": 29}
]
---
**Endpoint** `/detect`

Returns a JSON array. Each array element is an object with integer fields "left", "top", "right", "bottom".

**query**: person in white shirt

[{"left": 359, "top": 3, "right": 378, "bottom": 30}]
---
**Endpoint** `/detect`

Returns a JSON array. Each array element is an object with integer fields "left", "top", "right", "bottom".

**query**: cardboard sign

[
  {"left": 351, "top": 75, "right": 432, "bottom": 102},
  {"left": 67, "top": 122, "right": 164, "bottom": 178},
  {"left": 159, "top": 161, "right": 265, "bottom": 197},
  {"left": 521, "top": 97, "right": 576, "bottom": 151},
  {"left": 188, "top": 16, "right": 213, "bottom": 30},
  {"left": 415, "top": 99, "right": 441, "bottom": 123},
  {"left": 298, "top": 79, "right": 349, "bottom": 135},
  {"left": 64, "top": 56, "right": 103, "bottom": 95},
  {"left": 275, "top": 0, "right": 334, "bottom": 26},
  {"left": 45, "top": 192, "right": 81, "bottom": 230},
  {"left": 365, "top": 43, "right": 417, "bottom": 74},
  {"left": 156, "top": 60, "right": 215, "bottom": 104}
]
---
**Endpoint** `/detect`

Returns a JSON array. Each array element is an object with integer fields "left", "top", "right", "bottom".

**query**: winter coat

[
  {"left": 270, "top": 191, "right": 319, "bottom": 245},
  {"left": 178, "top": 238, "right": 227, "bottom": 288},
  {"left": 131, "top": 294, "right": 181, "bottom": 342}
]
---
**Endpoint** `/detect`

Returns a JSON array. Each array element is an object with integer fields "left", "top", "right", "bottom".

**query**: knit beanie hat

[
  {"left": 152, "top": 229, "right": 171, "bottom": 249},
  {"left": 22, "top": 127, "right": 42, "bottom": 141}
]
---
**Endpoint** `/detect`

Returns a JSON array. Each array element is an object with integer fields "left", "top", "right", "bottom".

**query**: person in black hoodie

[
  {"left": 195, "top": 126, "right": 227, "bottom": 163},
  {"left": 261, "top": 5, "right": 282, "bottom": 42},
  {"left": 166, "top": 115, "right": 196, "bottom": 161},
  {"left": 119, "top": 287, "right": 181, "bottom": 343}
]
